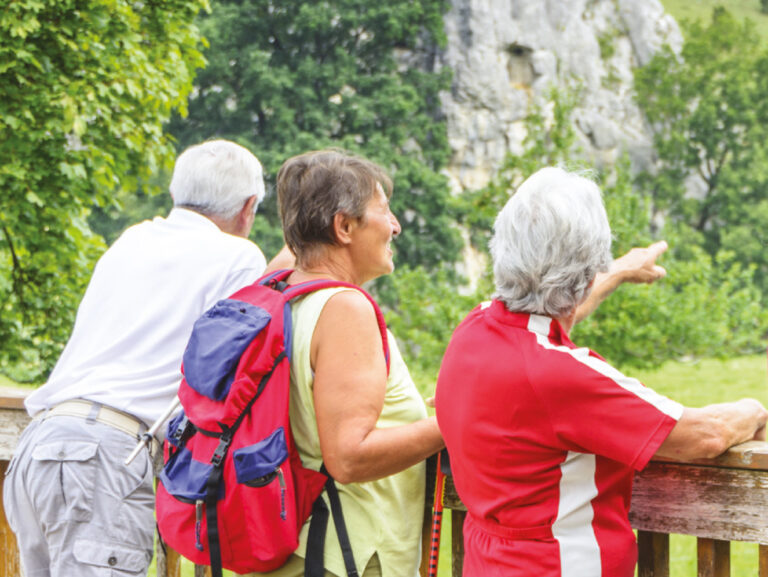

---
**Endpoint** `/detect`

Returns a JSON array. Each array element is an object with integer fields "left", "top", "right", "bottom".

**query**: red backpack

[{"left": 156, "top": 269, "right": 389, "bottom": 577}]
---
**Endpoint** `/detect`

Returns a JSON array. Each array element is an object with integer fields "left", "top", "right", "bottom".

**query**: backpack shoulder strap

[
  {"left": 282, "top": 279, "right": 391, "bottom": 375},
  {"left": 257, "top": 268, "right": 292, "bottom": 287}
]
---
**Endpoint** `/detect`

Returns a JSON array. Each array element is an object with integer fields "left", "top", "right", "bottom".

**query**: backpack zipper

[
  {"left": 277, "top": 467, "right": 287, "bottom": 521},
  {"left": 195, "top": 499, "right": 204, "bottom": 551}
]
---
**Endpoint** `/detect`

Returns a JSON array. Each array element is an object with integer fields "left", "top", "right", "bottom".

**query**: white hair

[
  {"left": 169, "top": 140, "right": 266, "bottom": 220},
  {"left": 490, "top": 167, "right": 612, "bottom": 318}
]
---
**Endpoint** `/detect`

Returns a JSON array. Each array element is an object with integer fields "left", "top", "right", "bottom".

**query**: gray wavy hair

[
  {"left": 170, "top": 140, "right": 265, "bottom": 220},
  {"left": 490, "top": 167, "right": 612, "bottom": 318}
]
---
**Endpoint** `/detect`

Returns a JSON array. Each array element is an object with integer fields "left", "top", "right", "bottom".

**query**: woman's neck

[
  {"left": 555, "top": 308, "right": 578, "bottom": 337},
  {"left": 291, "top": 257, "right": 359, "bottom": 285}
]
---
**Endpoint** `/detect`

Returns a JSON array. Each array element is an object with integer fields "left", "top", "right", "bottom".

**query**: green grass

[
  {"left": 632, "top": 354, "right": 768, "bottom": 407},
  {"left": 0, "top": 372, "right": 38, "bottom": 390},
  {"left": 661, "top": 0, "right": 768, "bottom": 42},
  {"left": 0, "top": 373, "right": 23, "bottom": 387}
]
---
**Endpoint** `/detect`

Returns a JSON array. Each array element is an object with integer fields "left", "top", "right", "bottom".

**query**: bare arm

[
  {"left": 574, "top": 241, "right": 669, "bottom": 324},
  {"left": 311, "top": 291, "right": 444, "bottom": 484},
  {"left": 655, "top": 398, "right": 768, "bottom": 461}
]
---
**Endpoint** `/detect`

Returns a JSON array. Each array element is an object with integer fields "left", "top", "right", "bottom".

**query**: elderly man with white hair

[
  {"left": 4, "top": 140, "right": 268, "bottom": 577},
  {"left": 435, "top": 167, "right": 768, "bottom": 577}
]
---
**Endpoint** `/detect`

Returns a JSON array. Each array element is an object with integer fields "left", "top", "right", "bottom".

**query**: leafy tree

[
  {"left": 0, "top": 0, "right": 208, "bottom": 381},
  {"left": 384, "top": 266, "right": 491, "bottom": 389},
  {"left": 166, "top": 0, "right": 462, "bottom": 268},
  {"left": 574, "top": 179, "right": 768, "bottom": 369},
  {"left": 458, "top": 89, "right": 768, "bottom": 371},
  {"left": 634, "top": 7, "right": 768, "bottom": 293}
]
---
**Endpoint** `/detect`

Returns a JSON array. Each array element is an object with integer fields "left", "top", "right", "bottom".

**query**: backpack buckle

[
  {"left": 171, "top": 416, "right": 194, "bottom": 446},
  {"left": 211, "top": 435, "right": 232, "bottom": 467}
]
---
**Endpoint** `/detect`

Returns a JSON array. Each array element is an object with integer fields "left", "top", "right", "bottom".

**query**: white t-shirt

[{"left": 25, "top": 208, "right": 267, "bottom": 425}]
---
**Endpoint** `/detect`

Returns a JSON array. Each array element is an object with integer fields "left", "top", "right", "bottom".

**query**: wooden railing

[
  {"left": 2, "top": 392, "right": 768, "bottom": 577},
  {"left": 425, "top": 442, "right": 768, "bottom": 577}
]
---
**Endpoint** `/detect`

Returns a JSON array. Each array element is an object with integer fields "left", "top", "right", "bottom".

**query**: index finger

[{"left": 647, "top": 240, "right": 669, "bottom": 260}]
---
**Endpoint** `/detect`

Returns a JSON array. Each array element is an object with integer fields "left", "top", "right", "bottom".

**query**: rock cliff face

[{"left": 439, "top": 0, "right": 681, "bottom": 193}]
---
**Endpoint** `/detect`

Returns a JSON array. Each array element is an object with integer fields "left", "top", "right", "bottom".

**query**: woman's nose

[{"left": 391, "top": 213, "right": 402, "bottom": 238}]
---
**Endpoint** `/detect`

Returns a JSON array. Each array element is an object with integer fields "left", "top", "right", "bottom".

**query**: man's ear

[
  {"left": 332, "top": 212, "right": 357, "bottom": 245},
  {"left": 241, "top": 195, "right": 258, "bottom": 219},
  {"left": 229, "top": 195, "right": 258, "bottom": 238}
]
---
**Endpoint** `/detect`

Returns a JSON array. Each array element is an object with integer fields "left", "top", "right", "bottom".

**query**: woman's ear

[{"left": 332, "top": 212, "right": 356, "bottom": 245}]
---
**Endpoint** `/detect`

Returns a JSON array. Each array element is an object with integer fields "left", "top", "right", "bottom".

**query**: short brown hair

[{"left": 277, "top": 150, "right": 393, "bottom": 266}]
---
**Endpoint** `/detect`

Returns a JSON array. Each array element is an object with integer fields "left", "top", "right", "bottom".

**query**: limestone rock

[{"left": 438, "top": 0, "right": 682, "bottom": 193}]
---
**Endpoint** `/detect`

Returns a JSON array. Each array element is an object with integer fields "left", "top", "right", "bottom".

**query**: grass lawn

[
  {"left": 661, "top": 0, "right": 768, "bottom": 42},
  {"left": 0, "top": 373, "right": 32, "bottom": 389}
]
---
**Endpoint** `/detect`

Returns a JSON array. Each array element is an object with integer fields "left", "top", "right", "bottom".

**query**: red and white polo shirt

[{"left": 435, "top": 300, "right": 683, "bottom": 577}]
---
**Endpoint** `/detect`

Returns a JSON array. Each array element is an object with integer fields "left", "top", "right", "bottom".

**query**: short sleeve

[
  {"left": 535, "top": 347, "right": 683, "bottom": 470},
  {"left": 220, "top": 246, "right": 267, "bottom": 296}
]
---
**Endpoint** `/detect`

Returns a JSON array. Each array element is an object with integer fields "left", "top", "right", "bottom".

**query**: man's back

[{"left": 25, "top": 208, "right": 266, "bottom": 425}]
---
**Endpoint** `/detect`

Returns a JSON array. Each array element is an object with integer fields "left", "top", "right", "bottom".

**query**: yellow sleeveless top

[{"left": 289, "top": 287, "right": 427, "bottom": 577}]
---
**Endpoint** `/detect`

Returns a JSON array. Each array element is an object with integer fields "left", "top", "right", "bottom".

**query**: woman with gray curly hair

[{"left": 435, "top": 167, "right": 767, "bottom": 577}]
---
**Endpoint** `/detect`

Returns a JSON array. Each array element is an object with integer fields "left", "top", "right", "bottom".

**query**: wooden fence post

[
  {"left": 637, "top": 530, "right": 669, "bottom": 577},
  {"left": 451, "top": 510, "right": 465, "bottom": 577},
  {"left": 0, "top": 461, "right": 21, "bottom": 577},
  {"left": 697, "top": 538, "right": 730, "bottom": 577}
]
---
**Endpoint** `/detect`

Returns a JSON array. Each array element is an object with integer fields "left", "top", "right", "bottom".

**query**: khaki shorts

[{"left": 3, "top": 416, "right": 154, "bottom": 577}]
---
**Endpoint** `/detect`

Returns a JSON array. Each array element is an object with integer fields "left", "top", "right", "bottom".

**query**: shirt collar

[
  {"left": 487, "top": 299, "right": 569, "bottom": 345},
  {"left": 166, "top": 207, "right": 220, "bottom": 231}
]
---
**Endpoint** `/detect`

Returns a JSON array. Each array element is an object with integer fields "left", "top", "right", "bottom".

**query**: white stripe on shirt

[
  {"left": 552, "top": 451, "right": 601, "bottom": 576},
  {"left": 526, "top": 315, "right": 683, "bottom": 420}
]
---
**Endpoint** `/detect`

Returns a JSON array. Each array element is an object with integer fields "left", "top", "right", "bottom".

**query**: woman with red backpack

[{"left": 243, "top": 150, "right": 445, "bottom": 577}]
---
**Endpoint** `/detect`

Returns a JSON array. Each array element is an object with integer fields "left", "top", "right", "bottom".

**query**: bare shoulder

[
  {"left": 311, "top": 288, "right": 384, "bottom": 370},
  {"left": 321, "top": 288, "right": 377, "bottom": 321}
]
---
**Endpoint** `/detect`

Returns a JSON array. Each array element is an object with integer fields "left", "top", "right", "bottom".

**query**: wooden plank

[
  {"left": 419, "top": 506, "right": 432, "bottom": 577},
  {"left": 0, "top": 408, "right": 30, "bottom": 463},
  {"left": 0, "top": 461, "right": 21, "bottom": 577},
  {"left": 759, "top": 544, "right": 768, "bottom": 577},
  {"left": 438, "top": 443, "right": 768, "bottom": 515},
  {"left": 630, "top": 462, "right": 768, "bottom": 544},
  {"left": 425, "top": 454, "right": 436, "bottom": 508},
  {"left": 697, "top": 538, "right": 729, "bottom": 577},
  {"left": 451, "top": 510, "right": 465, "bottom": 577},
  {"left": 442, "top": 474, "right": 466, "bottom": 512},
  {"left": 637, "top": 531, "right": 669, "bottom": 577},
  {"left": 654, "top": 441, "right": 768, "bottom": 472},
  {"left": 0, "top": 390, "right": 27, "bottom": 411},
  {"left": 165, "top": 546, "right": 183, "bottom": 577}
]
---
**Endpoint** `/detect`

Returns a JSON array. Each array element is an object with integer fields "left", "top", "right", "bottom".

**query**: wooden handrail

[
  {"left": 424, "top": 443, "right": 768, "bottom": 577},
  {"left": 2, "top": 395, "right": 768, "bottom": 576}
]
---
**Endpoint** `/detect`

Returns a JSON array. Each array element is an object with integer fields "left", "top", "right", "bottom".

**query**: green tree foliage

[
  {"left": 0, "top": 0, "right": 208, "bottom": 381},
  {"left": 166, "top": 0, "right": 462, "bottom": 267},
  {"left": 384, "top": 266, "right": 491, "bottom": 388},
  {"left": 458, "top": 89, "right": 767, "bottom": 370},
  {"left": 634, "top": 7, "right": 768, "bottom": 294},
  {"left": 575, "top": 186, "right": 768, "bottom": 369}
]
